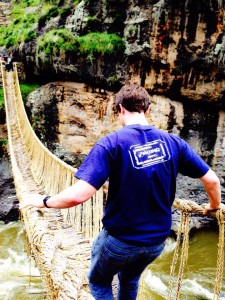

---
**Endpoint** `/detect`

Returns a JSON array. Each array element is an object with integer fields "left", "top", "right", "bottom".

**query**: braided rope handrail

[
  {"left": 11, "top": 62, "right": 103, "bottom": 238},
  {"left": 168, "top": 198, "right": 225, "bottom": 300}
]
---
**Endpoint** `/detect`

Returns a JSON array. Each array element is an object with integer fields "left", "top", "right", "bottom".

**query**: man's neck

[{"left": 124, "top": 111, "right": 149, "bottom": 126}]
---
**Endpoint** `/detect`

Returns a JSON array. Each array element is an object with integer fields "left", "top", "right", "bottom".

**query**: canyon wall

[{"left": 12, "top": 0, "right": 225, "bottom": 105}]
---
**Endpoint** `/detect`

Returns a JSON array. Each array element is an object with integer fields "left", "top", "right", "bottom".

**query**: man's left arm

[{"left": 199, "top": 169, "right": 222, "bottom": 213}]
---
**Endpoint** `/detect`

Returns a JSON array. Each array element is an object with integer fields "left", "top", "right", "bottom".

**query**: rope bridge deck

[{"left": 1, "top": 62, "right": 225, "bottom": 300}]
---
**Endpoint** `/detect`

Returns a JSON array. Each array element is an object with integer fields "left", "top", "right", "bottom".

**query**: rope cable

[{"left": 213, "top": 209, "right": 225, "bottom": 300}]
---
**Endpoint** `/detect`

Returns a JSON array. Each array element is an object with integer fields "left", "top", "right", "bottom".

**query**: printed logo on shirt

[{"left": 129, "top": 140, "right": 171, "bottom": 169}]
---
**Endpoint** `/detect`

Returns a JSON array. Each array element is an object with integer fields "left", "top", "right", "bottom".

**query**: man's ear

[
  {"left": 119, "top": 104, "right": 125, "bottom": 114},
  {"left": 145, "top": 107, "right": 150, "bottom": 115}
]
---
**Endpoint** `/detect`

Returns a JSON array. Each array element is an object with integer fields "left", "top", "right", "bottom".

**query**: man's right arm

[
  {"left": 199, "top": 168, "right": 222, "bottom": 213},
  {"left": 19, "top": 180, "right": 97, "bottom": 210}
]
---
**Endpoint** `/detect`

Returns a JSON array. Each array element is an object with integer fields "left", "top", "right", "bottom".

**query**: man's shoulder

[{"left": 96, "top": 131, "right": 118, "bottom": 147}]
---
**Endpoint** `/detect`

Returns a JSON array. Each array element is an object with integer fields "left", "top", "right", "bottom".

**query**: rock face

[
  {"left": 0, "top": 157, "right": 18, "bottom": 223},
  {"left": 27, "top": 82, "right": 114, "bottom": 153},
  {"left": 0, "top": 62, "right": 17, "bottom": 222},
  {"left": 11, "top": 0, "right": 225, "bottom": 104},
  {"left": 0, "top": 1, "right": 10, "bottom": 26}
]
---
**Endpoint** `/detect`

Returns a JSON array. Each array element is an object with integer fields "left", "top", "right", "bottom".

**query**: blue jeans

[{"left": 88, "top": 228, "right": 165, "bottom": 300}]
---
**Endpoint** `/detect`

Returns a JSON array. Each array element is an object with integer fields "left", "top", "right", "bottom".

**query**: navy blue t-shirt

[{"left": 75, "top": 124, "right": 209, "bottom": 245}]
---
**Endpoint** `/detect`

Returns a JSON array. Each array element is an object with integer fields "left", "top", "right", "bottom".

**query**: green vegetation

[
  {"left": 32, "top": 114, "right": 39, "bottom": 129},
  {"left": 0, "top": 138, "right": 8, "bottom": 154},
  {"left": 0, "top": 0, "right": 74, "bottom": 48},
  {"left": 0, "top": 85, "right": 40, "bottom": 107},
  {"left": 38, "top": 6, "right": 73, "bottom": 28},
  {"left": 0, "top": 12, "right": 37, "bottom": 48},
  {"left": 37, "top": 30, "right": 125, "bottom": 57},
  {"left": 20, "top": 84, "right": 41, "bottom": 102},
  {"left": 0, "top": 88, "right": 5, "bottom": 123},
  {"left": 38, "top": 6, "right": 59, "bottom": 28},
  {"left": 60, "top": 6, "right": 72, "bottom": 19},
  {"left": 0, "top": 0, "right": 125, "bottom": 68},
  {"left": 0, "top": 88, "right": 4, "bottom": 114},
  {"left": 37, "top": 29, "right": 77, "bottom": 55},
  {"left": 77, "top": 32, "right": 125, "bottom": 56},
  {"left": 0, "top": 138, "right": 8, "bottom": 146},
  {"left": 0, "top": 84, "right": 40, "bottom": 122},
  {"left": 73, "top": 0, "right": 88, "bottom": 4},
  {"left": 0, "top": 88, "right": 4, "bottom": 108},
  {"left": 0, "top": 0, "right": 39, "bottom": 48},
  {"left": 0, "top": 0, "right": 123, "bottom": 60}
]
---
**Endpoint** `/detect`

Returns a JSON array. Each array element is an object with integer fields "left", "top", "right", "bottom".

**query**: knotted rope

[
  {"left": 168, "top": 200, "right": 191, "bottom": 300},
  {"left": 213, "top": 209, "right": 225, "bottom": 300},
  {"left": 168, "top": 199, "right": 225, "bottom": 300}
]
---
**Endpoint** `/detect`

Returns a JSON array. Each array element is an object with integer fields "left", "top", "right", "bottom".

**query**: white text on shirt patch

[{"left": 129, "top": 140, "right": 171, "bottom": 169}]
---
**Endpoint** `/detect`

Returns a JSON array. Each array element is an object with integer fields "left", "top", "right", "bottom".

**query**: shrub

[
  {"left": 0, "top": 138, "right": 8, "bottom": 155},
  {"left": 0, "top": 12, "right": 37, "bottom": 47},
  {"left": 5, "top": 36, "right": 17, "bottom": 48},
  {"left": 77, "top": 32, "right": 125, "bottom": 57},
  {"left": 13, "top": 19, "right": 20, "bottom": 25},
  {"left": 0, "top": 88, "right": 5, "bottom": 123},
  {"left": 24, "top": 30, "right": 37, "bottom": 42},
  {"left": 37, "top": 30, "right": 125, "bottom": 58},
  {"left": 59, "top": 6, "right": 72, "bottom": 19},
  {"left": 73, "top": 0, "right": 83, "bottom": 4},
  {"left": 37, "top": 29, "right": 78, "bottom": 55},
  {"left": 0, "top": 88, "right": 4, "bottom": 109},
  {"left": 12, "top": 0, "right": 39, "bottom": 8},
  {"left": 38, "top": 6, "right": 59, "bottom": 28},
  {"left": 0, "top": 138, "right": 8, "bottom": 146}
]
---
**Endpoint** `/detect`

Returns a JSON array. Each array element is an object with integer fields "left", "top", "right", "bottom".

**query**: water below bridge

[
  {"left": 1, "top": 222, "right": 225, "bottom": 300},
  {"left": 0, "top": 221, "right": 43, "bottom": 300}
]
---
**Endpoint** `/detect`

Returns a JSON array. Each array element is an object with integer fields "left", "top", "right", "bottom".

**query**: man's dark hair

[{"left": 115, "top": 83, "right": 150, "bottom": 113}]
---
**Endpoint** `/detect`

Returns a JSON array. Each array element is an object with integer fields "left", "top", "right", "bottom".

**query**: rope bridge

[
  {"left": 1, "top": 62, "right": 225, "bottom": 299},
  {"left": 1, "top": 62, "right": 103, "bottom": 300}
]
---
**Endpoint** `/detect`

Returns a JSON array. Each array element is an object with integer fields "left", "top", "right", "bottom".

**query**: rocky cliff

[{"left": 6, "top": 0, "right": 224, "bottom": 105}]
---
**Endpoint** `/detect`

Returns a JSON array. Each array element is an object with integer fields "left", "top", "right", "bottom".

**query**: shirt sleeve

[
  {"left": 178, "top": 140, "right": 210, "bottom": 178},
  {"left": 74, "top": 144, "right": 111, "bottom": 190}
]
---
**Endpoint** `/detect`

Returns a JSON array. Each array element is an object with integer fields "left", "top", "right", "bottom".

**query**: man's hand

[
  {"left": 203, "top": 203, "right": 225, "bottom": 215},
  {"left": 203, "top": 203, "right": 220, "bottom": 215},
  {"left": 19, "top": 194, "right": 46, "bottom": 209}
]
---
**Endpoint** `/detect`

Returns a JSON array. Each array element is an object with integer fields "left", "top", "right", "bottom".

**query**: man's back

[{"left": 76, "top": 123, "right": 209, "bottom": 245}]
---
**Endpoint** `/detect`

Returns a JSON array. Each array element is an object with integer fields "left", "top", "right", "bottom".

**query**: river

[
  {"left": 0, "top": 221, "right": 44, "bottom": 300},
  {"left": 143, "top": 228, "right": 225, "bottom": 300},
  {"left": 1, "top": 222, "right": 225, "bottom": 300}
]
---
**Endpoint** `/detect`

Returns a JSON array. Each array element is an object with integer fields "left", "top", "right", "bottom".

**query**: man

[
  {"left": 20, "top": 83, "right": 221, "bottom": 300},
  {"left": 6, "top": 53, "right": 13, "bottom": 72}
]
